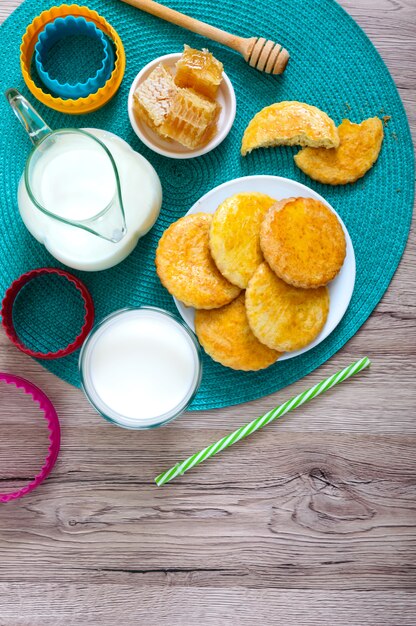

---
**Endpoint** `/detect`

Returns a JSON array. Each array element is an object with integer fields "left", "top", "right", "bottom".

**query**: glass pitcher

[{"left": 6, "top": 89, "right": 127, "bottom": 243}]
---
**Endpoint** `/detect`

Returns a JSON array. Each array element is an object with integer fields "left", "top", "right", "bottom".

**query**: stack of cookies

[{"left": 156, "top": 193, "right": 346, "bottom": 371}]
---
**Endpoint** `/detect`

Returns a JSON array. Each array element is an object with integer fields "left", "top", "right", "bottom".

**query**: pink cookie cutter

[{"left": 0, "top": 373, "right": 60, "bottom": 503}]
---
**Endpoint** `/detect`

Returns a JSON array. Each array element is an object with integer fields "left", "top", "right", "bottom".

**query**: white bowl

[
  {"left": 174, "top": 175, "right": 356, "bottom": 362},
  {"left": 127, "top": 53, "right": 236, "bottom": 159}
]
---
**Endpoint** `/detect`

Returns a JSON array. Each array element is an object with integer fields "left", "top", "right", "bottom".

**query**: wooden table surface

[{"left": 1, "top": 1, "right": 415, "bottom": 624}]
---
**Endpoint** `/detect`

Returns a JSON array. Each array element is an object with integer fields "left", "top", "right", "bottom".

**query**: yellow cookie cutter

[{"left": 20, "top": 4, "right": 126, "bottom": 114}]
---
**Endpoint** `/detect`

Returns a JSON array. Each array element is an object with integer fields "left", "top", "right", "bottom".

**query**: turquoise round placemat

[{"left": 0, "top": 0, "right": 414, "bottom": 410}]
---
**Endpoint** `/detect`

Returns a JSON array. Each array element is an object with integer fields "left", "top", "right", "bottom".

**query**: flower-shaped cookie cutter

[
  {"left": 34, "top": 15, "right": 115, "bottom": 99},
  {"left": 0, "top": 373, "right": 60, "bottom": 503}
]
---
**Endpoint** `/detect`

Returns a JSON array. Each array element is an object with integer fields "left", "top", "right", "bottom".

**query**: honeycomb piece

[
  {"left": 175, "top": 45, "right": 223, "bottom": 100},
  {"left": 133, "top": 64, "right": 177, "bottom": 130},
  {"left": 160, "top": 88, "right": 220, "bottom": 149}
]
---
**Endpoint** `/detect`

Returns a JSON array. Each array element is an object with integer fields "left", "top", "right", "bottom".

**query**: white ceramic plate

[
  {"left": 128, "top": 53, "right": 236, "bottom": 159},
  {"left": 174, "top": 175, "right": 356, "bottom": 361}
]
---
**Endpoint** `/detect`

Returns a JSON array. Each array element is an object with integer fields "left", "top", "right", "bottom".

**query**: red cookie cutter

[
  {"left": 0, "top": 373, "right": 61, "bottom": 503},
  {"left": 1, "top": 267, "right": 94, "bottom": 359}
]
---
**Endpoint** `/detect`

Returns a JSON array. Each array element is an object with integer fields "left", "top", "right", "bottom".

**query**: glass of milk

[{"left": 79, "top": 308, "right": 202, "bottom": 429}]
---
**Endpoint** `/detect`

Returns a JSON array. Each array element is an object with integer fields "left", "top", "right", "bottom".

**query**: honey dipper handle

[{"left": 120, "top": 0, "right": 253, "bottom": 55}]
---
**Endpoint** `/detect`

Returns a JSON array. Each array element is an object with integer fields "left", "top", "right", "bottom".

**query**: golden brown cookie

[
  {"left": 260, "top": 197, "right": 346, "bottom": 288},
  {"left": 195, "top": 293, "right": 281, "bottom": 370},
  {"left": 241, "top": 101, "right": 339, "bottom": 156},
  {"left": 294, "top": 117, "right": 384, "bottom": 184},
  {"left": 156, "top": 213, "right": 241, "bottom": 309},
  {"left": 209, "top": 192, "right": 276, "bottom": 289},
  {"left": 245, "top": 263, "right": 329, "bottom": 352}
]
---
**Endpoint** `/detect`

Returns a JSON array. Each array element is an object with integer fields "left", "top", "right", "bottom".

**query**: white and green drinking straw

[{"left": 155, "top": 356, "right": 371, "bottom": 486}]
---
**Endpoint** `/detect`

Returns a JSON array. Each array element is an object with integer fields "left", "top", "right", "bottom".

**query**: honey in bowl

[{"left": 132, "top": 45, "right": 223, "bottom": 150}]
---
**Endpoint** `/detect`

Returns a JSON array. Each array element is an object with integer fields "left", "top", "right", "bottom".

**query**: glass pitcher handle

[{"left": 5, "top": 88, "right": 52, "bottom": 146}]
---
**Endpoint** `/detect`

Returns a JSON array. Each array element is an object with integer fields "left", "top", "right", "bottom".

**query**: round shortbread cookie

[
  {"left": 241, "top": 101, "right": 339, "bottom": 156},
  {"left": 260, "top": 197, "right": 346, "bottom": 288},
  {"left": 209, "top": 192, "right": 276, "bottom": 289},
  {"left": 246, "top": 263, "right": 329, "bottom": 352},
  {"left": 156, "top": 213, "right": 241, "bottom": 309},
  {"left": 195, "top": 293, "right": 281, "bottom": 371},
  {"left": 294, "top": 117, "right": 384, "bottom": 185}
]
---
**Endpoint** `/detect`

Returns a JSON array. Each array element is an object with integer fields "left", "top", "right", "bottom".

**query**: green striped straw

[{"left": 155, "top": 357, "right": 371, "bottom": 486}]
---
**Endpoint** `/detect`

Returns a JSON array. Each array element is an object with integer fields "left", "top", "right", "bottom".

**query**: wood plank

[
  {"left": 0, "top": 434, "right": 414, "bottom": 589},
  {"left": 1, "top": 585, "right": 416, "bottom": 626},
  {"left": 0, "top": 0, "right": 21, "bottom": 24}
]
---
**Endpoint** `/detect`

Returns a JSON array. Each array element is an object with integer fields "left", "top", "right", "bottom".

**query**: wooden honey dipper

[{"left": 121, "top": 0, "right": 290, "bottom": 74}]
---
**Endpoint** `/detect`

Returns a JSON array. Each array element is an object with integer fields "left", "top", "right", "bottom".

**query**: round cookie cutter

[
  {"left": 20, "top": 4, "right": 126, "bottom": 114},
  {"left": 0, "top": 373, "right": 60, "bottom": 503},
  {"left": 34, "top": 15, "right": 115, "bottom": 99},
  {"left": 1, "top": 267, "right": 95, "bottom": 360}
]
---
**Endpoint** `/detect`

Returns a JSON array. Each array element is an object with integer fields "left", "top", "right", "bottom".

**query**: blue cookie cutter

[{"left": 34, "top": 16, "right": 115, "bottom": 99}]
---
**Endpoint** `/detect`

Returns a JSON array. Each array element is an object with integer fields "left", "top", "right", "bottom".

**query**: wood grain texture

[{"left": 0, "top": 0, "right": 415, "bottom": 624}]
